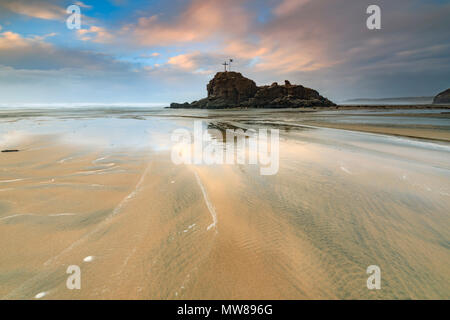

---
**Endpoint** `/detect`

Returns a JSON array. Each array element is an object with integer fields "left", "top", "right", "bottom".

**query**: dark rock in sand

[
  {"left": 170, "top": 72, "right": 335, "bottom": 109},
  {"left": 433, "top": 88, "right": 450, "bottom": 104}
]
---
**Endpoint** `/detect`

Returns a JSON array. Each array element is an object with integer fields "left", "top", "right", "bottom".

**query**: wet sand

[
  {"left": 303, "top": 109, "right": 450, "bottom": 142},
  {"left": 0, "top": 108, "right": 449, "bottom": 299},
  {"left": 304, "top": 122, "right": 450, "bottom": 142}
]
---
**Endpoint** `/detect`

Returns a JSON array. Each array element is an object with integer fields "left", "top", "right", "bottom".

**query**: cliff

[
  {"left": 170, "top": 72, "right": 335, "bottom": 109},
  {"left": 433, "top": 88, "right": 450, "bottom": 104}
]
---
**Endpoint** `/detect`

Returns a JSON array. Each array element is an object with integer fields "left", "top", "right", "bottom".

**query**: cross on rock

[
  {"left": 221, "top": 59, "right": 234, "bottom": 72},
  {"left": 222, "top": 61, "right": 229, "bottom": 72}
]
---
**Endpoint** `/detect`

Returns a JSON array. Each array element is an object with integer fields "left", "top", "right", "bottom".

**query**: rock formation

[
  {"left": 170, "top": 72, "right": 335, "bottom": 109},
  {"left": 433, "top": 88, "right": 450, "bottom": 104}
]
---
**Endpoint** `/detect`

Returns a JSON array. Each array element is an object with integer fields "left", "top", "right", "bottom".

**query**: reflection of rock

[
  {"left": 433, "top": 88, "right": 450, "bottom": 104},
  {"left": 170, "top": 72, "right": 335, "bottom": 109}
]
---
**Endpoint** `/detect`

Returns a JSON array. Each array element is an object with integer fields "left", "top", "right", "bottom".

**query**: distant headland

[
  {"left": 433, "top": 88, "right": 450, "bottom": 104},
  {"left": 170, "top": 71, "right": 336, "bottom": 109}
]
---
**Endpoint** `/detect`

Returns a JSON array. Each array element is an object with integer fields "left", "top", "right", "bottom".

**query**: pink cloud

[
  {"left": 1, "top": 0, "right": 65, "bottom": 20},
  {"left": 274, "top": 0, "right": 311, "bottom": 17},
  {"left": 168, "top": 53, "right": 198, "bottom": 70},
  {"left": 77, "top": 26, "right": 113, "bottom": 43},
  {"left": 118, "top": 0, "right": 338, "bottom": 75},
  {"left": 121, "top": 0, "right": 250, "bottom": 46},
  {"left": 0, "top": 31, "right": 52, "bottom": 50}
]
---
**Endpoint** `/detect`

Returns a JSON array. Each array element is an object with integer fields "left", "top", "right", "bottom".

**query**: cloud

[
  {"left": 0, "top": 31, "right": 51, "bottom": 50},
  {"left": 120, "top": 0, "right": 250, "bottom": 46},
  {"left": 77, "top": 26, "right": 113, "bottom": 43},
  {"left": 165, "top": 51, "right": 237, "bottom": 75},
  {"left": 117, "top": 0, "right": 342, "bottom": 74},
  {"left": 0, "top": 0, "right": 100, "bottom": 34},
  {"left": 74, "top": 1, "right": 92, "bottom": 9},
  {"left": 140, "top": 52, "right": 160, "bottom": 58},
  {"left": 167, "top": 53, "right": 197, "bottom": 70},
  {"left": 0, "top": 0, "right": 65, "bottom": 20},
  {"left": 0, "top": 30, "right": 126, "bottom": 71},
  {"left": 274, "top": 0, "right": 311, "bottom": 17}
]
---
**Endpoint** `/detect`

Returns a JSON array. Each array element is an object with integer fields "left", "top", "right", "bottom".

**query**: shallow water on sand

[{"left": 0, "top": 108, "right": 449, "bottom": 299}]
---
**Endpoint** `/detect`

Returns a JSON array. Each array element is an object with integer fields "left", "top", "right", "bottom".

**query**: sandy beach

[{"left": 0, "top": 107, "right": 449, "bottom": 299}]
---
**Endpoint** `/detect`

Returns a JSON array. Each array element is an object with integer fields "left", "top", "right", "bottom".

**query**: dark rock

[
  {"left": 207, "top": 72, "right": 258, "bottom": 105},
  {"left": 433, "top": 88, "right": 450, "bottom": 104},
  {"left": 171, "top": 71, "right": 335, "bottom": 109},
  {"left": 170, "top": 102, "right": 191, "bottom": 108},
  {"left": 1, "top": 149, "right": 19, "bottom": 153}
]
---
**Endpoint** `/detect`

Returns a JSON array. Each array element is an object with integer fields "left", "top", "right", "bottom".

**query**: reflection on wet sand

[{"left": 0, "top": 108, "right": 449, "bottom": 299}]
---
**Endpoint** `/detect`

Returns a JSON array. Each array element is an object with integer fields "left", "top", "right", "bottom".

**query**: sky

[{"left": 0, "top": 0, "right": 449, "bottom": 104}]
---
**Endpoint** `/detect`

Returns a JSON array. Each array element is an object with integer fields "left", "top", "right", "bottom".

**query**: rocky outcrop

[
  {"left": 207, "top": 71, "right": 258, "bottom": 105},
  {"left": 170, "top": 72, "right": 335, "bottom": 109},
  {"left": 433, "top": 88, "right": 450, "bottom": 104}
]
